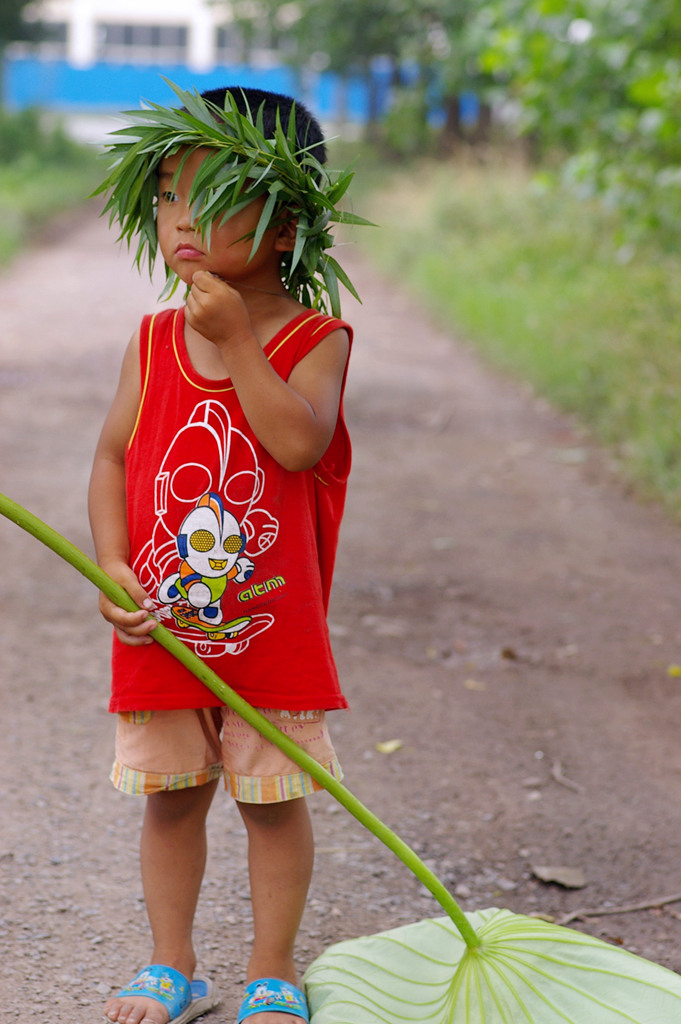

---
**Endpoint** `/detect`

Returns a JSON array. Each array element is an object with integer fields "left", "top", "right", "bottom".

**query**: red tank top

[{"left": 110, "top": 306, "right": 352, "bottom": 712}]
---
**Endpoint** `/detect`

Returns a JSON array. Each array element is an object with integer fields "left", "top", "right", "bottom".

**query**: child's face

[{"left": 156, "top": 147, "right": 280, "bottom": 288}]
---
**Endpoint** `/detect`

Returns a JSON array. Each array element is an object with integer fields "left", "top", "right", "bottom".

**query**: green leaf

[
  {"left": 305, "top": 910, "right": 681, "bottom": 1023},
  {"left": 191, "top": 182, "right": 232, "bottom": 232},
  {"left": 249, "top": 181, "right": 283, "bottom": 258},
  {"left": 331, "top": 211, "right": 377, "bottom": 227},
  {"left": 321, "top": 257, "right": 342, "bottom": 318},
  {"left": 274, "top": 104, "right": 295, "bottom": 166},
  {"left": 323, "top": 253, "right": 361, "bottom": 303},
  {"left": 213, "top": 194, "right": 263, "bottom": 229},
  {"left": 188, "top": 150, "right": 231, "bottom": 201},
  {"left": 326, "top": 163, "right": 357, "bottom": 204},
  {"left": 248, "top": 158, "right": 277, "bottom": 191},
  {"left": 161, "top": 78, "right": 214, "bottom": 127},
  {"left": 290, "top": 214, "right": 309, "bottom": 273}
]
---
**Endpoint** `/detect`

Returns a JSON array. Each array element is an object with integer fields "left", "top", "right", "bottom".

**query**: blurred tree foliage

[
  {"left": 0, "top": 107, "right": 86, "bottom": 165},
  {"left": 480, "top": 0, "right": 681, "bottom": 238},
  {"left": 226, "top": 0, "right": 492, "bottom": 146},
  {"left": 0, "top": 0, "right": 43, "bottom": 105},
  {"left": 0, "top": 0, "right": 39, "bottom": 49},
  {"left": 220, "top": 0, "right": 681, "bottom": 235}
]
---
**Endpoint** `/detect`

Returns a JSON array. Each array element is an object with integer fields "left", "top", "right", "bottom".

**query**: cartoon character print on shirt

[
  {"left": 132, "top": 399, "right": 278, "bottom": 658},
  {"left": 158, "top": 491, "right": 254, "bottom": 635}
]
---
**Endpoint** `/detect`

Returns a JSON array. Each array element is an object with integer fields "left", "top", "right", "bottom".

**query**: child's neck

[
  {"left": 234, "top": 282, "right": 304, "bottom": 330},
  {"left": 222, "top": 278, "right": 290, "bottom": 299},
  {"left": 182, "top": 286, "right": 303, "bottom": 380}
]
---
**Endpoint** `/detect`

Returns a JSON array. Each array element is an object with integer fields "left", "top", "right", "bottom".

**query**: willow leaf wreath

[{"left": 93, "top": 78, "right": 372, "bottom": 317}]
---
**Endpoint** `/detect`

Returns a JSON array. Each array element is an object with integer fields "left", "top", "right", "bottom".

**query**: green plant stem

[{"left": 0, "top": 492, "right": 480, "bottom": 950}]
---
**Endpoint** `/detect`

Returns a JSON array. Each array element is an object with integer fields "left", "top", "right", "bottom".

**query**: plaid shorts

[{"left": 111, "top": 706, "right": 343, "bottom": 803}]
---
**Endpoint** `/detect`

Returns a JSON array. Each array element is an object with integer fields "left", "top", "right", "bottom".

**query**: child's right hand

[{"left": 98, "top": 561, "right": 158, "bottom": 646}]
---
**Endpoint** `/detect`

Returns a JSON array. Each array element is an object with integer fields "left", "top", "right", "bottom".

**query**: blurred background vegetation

[
  {"left": 3, "top": 0, "right": 681, "bottom": 515},
  {"left": 0, "top": 106, "right": 100, "bottom": 264},
  {"left": 229, "top": 0, "right": 681, "bottom": 240},
  {"left": 234, "top": 0, "right": 681, "bottom": 516}
]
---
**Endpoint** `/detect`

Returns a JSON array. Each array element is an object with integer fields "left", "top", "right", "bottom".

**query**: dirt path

[{"left": 2, "top": 207, "right": 681, "bottom": 1021}]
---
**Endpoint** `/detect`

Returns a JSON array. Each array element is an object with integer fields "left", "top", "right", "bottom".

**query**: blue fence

[{"left": 4, "top": 56, "right": 391, "bottom": 123}]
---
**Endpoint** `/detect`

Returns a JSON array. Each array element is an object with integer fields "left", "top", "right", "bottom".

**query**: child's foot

[
  {"left": 104, "top": 993, "right": 170, "bottom": 1024},
  {"left": 104, "top": 967, "right": 219, "bottom": 1024}
]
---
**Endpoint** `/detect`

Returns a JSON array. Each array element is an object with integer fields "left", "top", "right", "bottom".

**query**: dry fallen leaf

[
  {"left": 532, "top": 865, "right": 587, "bottom": 889},
  {"left": 464, "top": 678, "right": 487, "bottom": 691},
  {"left": 375, "top": 739, "right": 403, "bottom": 755}
]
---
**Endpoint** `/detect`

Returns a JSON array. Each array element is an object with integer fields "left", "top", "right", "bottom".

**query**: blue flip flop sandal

[
  {"left": 106, "top": 965, "right": 220, "bottom": 1024},
  {"left": 237, "top": 978, "right": 309, "bottom": 1022}
]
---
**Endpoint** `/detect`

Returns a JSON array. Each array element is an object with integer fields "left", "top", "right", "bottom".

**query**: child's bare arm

[
  {"left": 88, "top": 331, "right": 157, "bottom": 645},
  {"left": 186, "top": 271, "right": 350, "bottom": 471}
]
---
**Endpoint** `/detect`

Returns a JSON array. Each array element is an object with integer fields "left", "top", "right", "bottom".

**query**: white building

[
  {"left": 26, "top": 0, "right": 278, "bottom": 71},
  {"left": 9, "top": 1, "right": 377, "bottom": 129}
]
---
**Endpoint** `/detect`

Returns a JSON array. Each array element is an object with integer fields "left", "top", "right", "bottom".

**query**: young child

[{"left": 89, "top": 83, "right": 361, "bottom": 1024}]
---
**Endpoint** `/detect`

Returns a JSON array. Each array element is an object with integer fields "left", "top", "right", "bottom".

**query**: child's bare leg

[
  {"left": 237, "top": 797, "right": 314, "bottom": 1022},
  {"left": 105, "top": 780, "right": 219, "bottom": 1024}
]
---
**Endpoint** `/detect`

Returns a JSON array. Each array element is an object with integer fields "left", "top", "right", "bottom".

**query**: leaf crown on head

[{"left": 93, "top": 79, "right": 371, "bottom": 316}]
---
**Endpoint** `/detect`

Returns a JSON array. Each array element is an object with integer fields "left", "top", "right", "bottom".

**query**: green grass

[
  {"left": 0, "top": 105, "right": 102, "bottom": 266},
  {"left": 0, "top": 153, "right": 101, "bottom": 265},
  {"left": 343, "top": 150, "right": 681, "bottom": 518}
]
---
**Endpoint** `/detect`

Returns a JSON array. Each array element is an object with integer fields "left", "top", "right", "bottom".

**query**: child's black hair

[{"left": 199, "top": 86, "right": 327, "bottom": 167}]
